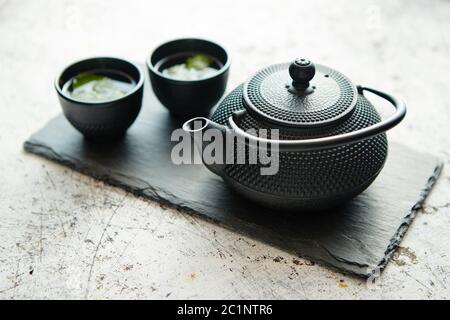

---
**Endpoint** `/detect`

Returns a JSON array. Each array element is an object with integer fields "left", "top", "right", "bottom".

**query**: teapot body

[
  {"left": 183, "top": 59, "right": 406, "bottom": 211},
  {"left": 209, "top": 85, "right": 388, "bottom": 210}
]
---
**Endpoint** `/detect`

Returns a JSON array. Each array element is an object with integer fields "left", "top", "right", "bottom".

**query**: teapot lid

[{"left": 243, "top": 58, "right": 358, "bottom": 127}]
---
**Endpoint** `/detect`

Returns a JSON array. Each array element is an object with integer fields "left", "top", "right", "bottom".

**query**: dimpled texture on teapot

[
  {"left": 245, "top": 63, "right": 357, "bottom": 126},
  {"left": 210, "top": 84, "right": 388, "bottom": 208},
  {"left": 260, "top": 70, "right": 340, "bottom": 112}
]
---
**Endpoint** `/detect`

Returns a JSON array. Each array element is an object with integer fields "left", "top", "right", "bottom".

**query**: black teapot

[{"left": 183, "top": 58, "right": 406, "bottom": 210}]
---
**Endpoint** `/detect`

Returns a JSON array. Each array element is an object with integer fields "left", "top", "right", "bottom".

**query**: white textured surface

[{"left": 0, "top": 0, "right": 449, "bottom": 299}]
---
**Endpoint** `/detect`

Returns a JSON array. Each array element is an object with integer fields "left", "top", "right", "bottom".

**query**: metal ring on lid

[{"left": 230, "top": 86, "right": 406, "bottom": 151}]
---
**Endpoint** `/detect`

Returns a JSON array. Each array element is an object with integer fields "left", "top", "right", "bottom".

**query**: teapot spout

[{"left": 182, "top": 117, "right": 227, "bottom": 175}]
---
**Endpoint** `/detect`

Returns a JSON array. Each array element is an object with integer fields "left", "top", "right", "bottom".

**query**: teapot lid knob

[{"left": 289, "top": 58, "right": 316, "bottom": 90}]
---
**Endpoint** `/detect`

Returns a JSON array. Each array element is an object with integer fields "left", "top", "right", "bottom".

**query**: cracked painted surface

[{"left": 0, "top": 0, "right": 449, "bottom": 299}]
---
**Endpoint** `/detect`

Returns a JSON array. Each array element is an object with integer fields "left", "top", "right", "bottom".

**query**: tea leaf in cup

[
  {"left": 72, "top": 73, "right": 106, "bottom": 89},
  {"left": 186, "top": 54, "right": 213, "bottom": 70}
]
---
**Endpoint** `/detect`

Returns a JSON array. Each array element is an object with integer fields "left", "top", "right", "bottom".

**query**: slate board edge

[
  {"left": 369, "top": 163, "right": 444, "bottom": 278},
  {"left": 23, "top": 139, "right": 444, "bottom": 278}
]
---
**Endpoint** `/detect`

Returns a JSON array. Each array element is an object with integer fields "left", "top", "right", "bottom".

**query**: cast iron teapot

[{"left": 183, "top": 58, "right": 406, "bottom": 210}]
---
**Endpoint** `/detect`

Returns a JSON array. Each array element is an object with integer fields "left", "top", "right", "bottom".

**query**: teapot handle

[{"left": 228, "top": 86, "right": 406, "bottom": 152}]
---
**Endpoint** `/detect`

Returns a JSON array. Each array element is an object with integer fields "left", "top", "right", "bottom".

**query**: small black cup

[
  {"left": 147, "top": 38, "right": 230, "bottom": 119},
  {"left": 55, "top": 57, "right": 144, "bottom": 141}
]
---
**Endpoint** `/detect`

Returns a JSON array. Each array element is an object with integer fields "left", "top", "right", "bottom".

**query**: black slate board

[{"left": 24, "top": 81, "right": 443, "bottom": 277}]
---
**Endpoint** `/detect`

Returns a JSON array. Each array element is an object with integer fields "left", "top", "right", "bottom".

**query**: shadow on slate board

[{"left": 24, "top": 79, "right": 443, "bottom": 277}]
